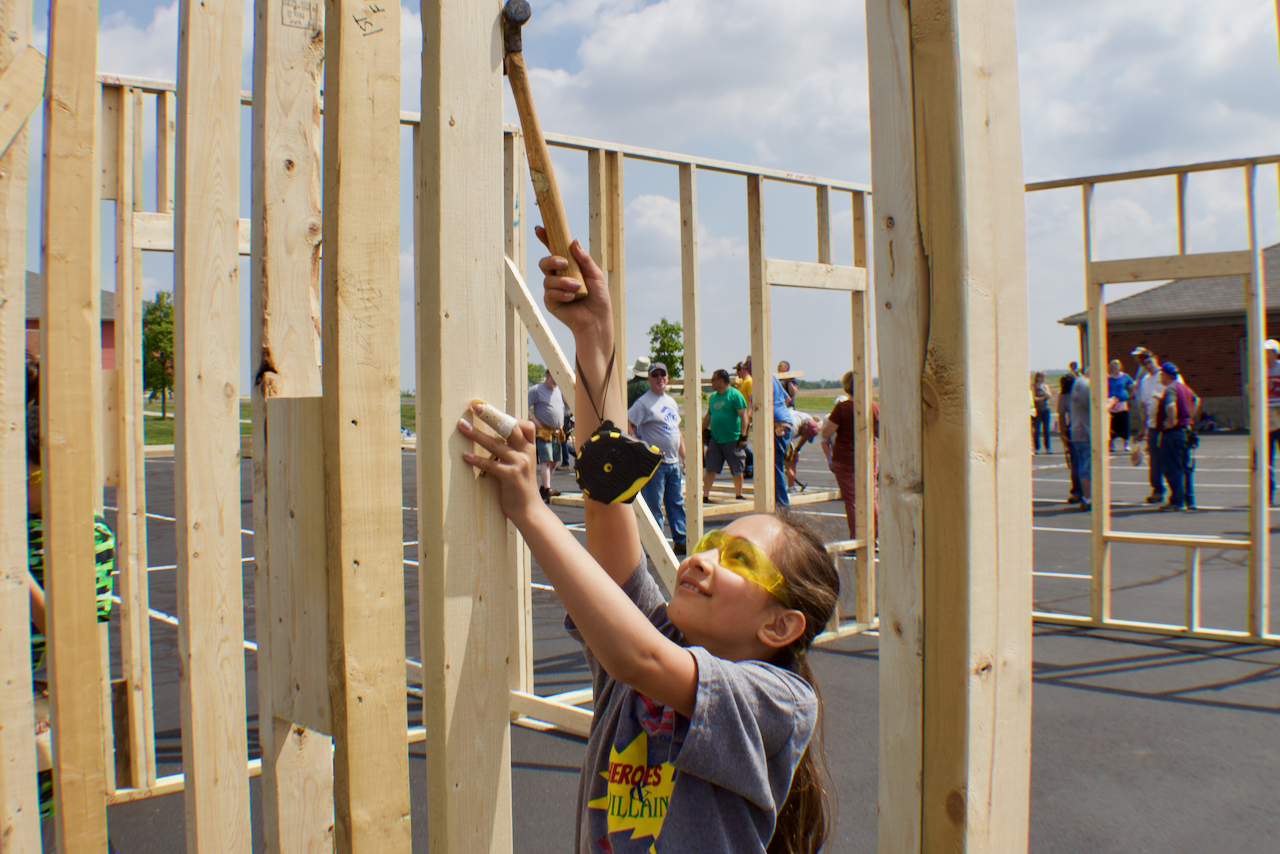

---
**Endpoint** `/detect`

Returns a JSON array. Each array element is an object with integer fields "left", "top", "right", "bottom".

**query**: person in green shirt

[
  {"left": 627, "top": 356, "right": 653, "bottom": 408},
  {"left": 701, "top": 369, "right": 749, "bottom": 502}
]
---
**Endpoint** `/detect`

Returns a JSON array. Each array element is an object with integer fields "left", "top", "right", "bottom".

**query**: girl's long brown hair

[{"left": 766, "top": 511, "right": 841, "bottom": 854}]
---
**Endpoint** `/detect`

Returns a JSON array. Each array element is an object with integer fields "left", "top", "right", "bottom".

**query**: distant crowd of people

[
  {"left": 1038, "top": 347, "right": 1204, "bottom": 512},
  {"left": 534, "top": 354, "right": 880, "bottom": 551}
]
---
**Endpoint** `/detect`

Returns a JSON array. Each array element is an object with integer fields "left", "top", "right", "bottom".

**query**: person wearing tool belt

[
  {"left": 1154, "top": 361, "right": 1200, "bottom": 512},
  {"left": 627, "top": 361, "right": 687, "bottom": 555},
  {"left": 529, "top": 371, "right": 566, "bottom": 503}
]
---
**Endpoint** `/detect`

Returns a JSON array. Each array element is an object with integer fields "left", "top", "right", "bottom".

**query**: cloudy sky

[{"left": 23, "top": 0, "right": 1280, "bottom": 390}]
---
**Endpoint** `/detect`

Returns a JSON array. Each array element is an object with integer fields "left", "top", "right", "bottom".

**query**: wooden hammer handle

[{"left": 505, "top": 51, "right": 587, "bottom": 299}]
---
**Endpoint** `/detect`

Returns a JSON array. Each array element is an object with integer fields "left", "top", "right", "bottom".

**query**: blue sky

[{"left": 23, "top": 0, "right": 1280, "bottom": 390}]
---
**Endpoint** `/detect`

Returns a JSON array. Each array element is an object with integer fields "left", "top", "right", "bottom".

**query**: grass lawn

[
  {"left": 794, "top": 395, "right": 837, "bottom": 413},
  {"left": 142, "top": 399, "right": 251, "bottom": 443}
]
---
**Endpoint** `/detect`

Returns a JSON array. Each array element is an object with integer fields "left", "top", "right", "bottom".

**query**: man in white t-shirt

[
  {"left": 529, "top": 373, "right": 565, "bottom": 503},
  {"left": 627, "top": 361, "right": 687, "bottom": 554},
  {"left": 1132, "top": 347, "right": 1167, "bottom": 504}
]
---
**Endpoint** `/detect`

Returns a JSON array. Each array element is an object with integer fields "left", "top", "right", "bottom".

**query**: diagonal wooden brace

[{"left": 0, "top": 46, "right": 45, "bottom": 159}]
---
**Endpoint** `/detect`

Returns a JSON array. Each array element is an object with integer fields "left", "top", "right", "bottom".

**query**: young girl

[{"left": 458, "top": 232, "right": 840, "bottom": 854}]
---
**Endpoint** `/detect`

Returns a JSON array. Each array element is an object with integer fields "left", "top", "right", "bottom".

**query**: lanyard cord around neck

[{"left": 575, "top": 346, "right": 616, "bottom": 425}]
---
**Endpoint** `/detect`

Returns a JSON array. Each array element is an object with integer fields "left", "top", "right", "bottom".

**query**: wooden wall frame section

[
  {"left": 417, "top": 3, "right": 514, "bottom": 850},
  {"left": 867, "top": 0, "right": 1033, "bottom": 850},
  {"left": 42, "top": 0, "right": 111, "bottom": 846},
  {"left": 251, "top": 0, "right": 332, "bottom": 848},
  {"left": 1027, "top": 157, "right": 1278, "bottom": 646},
  {"left": 174, "top": 0, "right": 252, "bottom": 847},
  {"left": 0, "top": 0, "right": 38, "bottom": 844},
  {"left": 322, "top": 2, "right": 412, "bottom": 849},
  {"left": 746, "top": 175, "right": 776, "bottom": 512}
]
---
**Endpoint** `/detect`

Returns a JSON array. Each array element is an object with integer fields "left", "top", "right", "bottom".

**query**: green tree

[
  {"left": 647, "top": 317, "right": 683, "bottom": 378},
  {"left": 528, "top": 361, "right": 547, "bottom": 385},
  {"left": 142, "top": 292, "right": 175, "bottom": 418}
]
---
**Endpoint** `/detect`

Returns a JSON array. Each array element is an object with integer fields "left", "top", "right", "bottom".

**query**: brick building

[{"left": 1060, "top": 243, "right": 1280, "bottom": 428}]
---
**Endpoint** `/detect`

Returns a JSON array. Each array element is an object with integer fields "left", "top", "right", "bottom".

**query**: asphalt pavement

[{"left": 97, "top": 431, "right": 1278, "bottom": 852}]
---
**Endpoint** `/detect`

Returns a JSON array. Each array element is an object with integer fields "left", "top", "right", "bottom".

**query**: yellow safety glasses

[{"left": 691, "top": 529, "right": 793, "bottom": 608}]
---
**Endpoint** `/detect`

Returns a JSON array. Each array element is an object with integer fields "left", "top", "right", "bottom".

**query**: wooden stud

[
  {"left": 852, "top": 292, "right": 875, "bottom": 624},
  {"left": 764, "top": 259, "right": 865, "bottom": 291},
  {"left": 113, "top": 85, "right": 157, "bottom": 792},
  {"left": 41, "top": 0, "right": 110, "bottom": 845},
  {"left": 322, "top": 1, "right": 411, "bottom": 849},
  {"left": 132, "top": 210, "right": 253, "bottom": 254},
  {"left": 99, "top": 84, "right": 119, "bottom": 202},
  {"left": 1183, "top": 547, "right": 1201, "bottom": 631},
  {"left": 1176, "top": 172, "right": 1188, "bottom": 255},
  {"left": 746, "top": 175, "right": 774, "bottom": 512},
  {"left": 0, "top": 45, "right": 45, "bottom": 159},
  {"left": 852, "top": 190, "right": 867, "bottom": 270},
  {"left": 0, "top": 0, "right": 38, "bottom": 843},
  {"left": 816, "top": 184, "right": 831, "bottom": 265},
  {"left": 866, "top": 0, "right": 1034, "bottom": 849},
  {"left": 505, "top": 129, "right": 534, "bottom": 694},
  {"left": 174, "top": 0, "right": 252, "bottom": 847},
  {"left": 1083, "top": 185, "right": 1112, "bottom": 624},
  {"left": 157, "top": 89, "right": 176, "bottom": 213},
  {"left": 250, "top": 0, "right": 330, "bottom": 846},
  {"left": 1087, "top": 250, "right": 1253, "bottom": 284},
  {"left": 680, "top": 163, "right": 703, "bottom": 547},
  {"left": 1243, "top": 166, "right": 1270, "bottom": 637},
  {"left": 505, "top": 256, "right": 577, "bottom": 394},
  {"left": 418, "top": 3, "right": 513, "bottom": 850}
]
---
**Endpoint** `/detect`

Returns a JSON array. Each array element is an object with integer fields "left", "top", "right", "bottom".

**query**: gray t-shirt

[
  {"left": 566, "top": 563, "right": 816, "bottom": 853},
  {"left": 529, "top": 381, "right": 564, "bottom": 431},
  {"left": 627, "top": 391, "right": 682, "bottom": 465},
  {"left": 1069, "top": 375, "right": 1091, "bottom": 442}
]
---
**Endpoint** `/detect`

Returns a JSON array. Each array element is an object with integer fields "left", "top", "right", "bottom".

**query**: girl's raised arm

[{"left": 535, "top": 228, "right": 643, "bottom": 586}]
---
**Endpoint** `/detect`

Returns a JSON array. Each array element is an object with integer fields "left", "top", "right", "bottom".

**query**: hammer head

[{"left": 502, "top": 0, "right": 531, "bottom": 55}]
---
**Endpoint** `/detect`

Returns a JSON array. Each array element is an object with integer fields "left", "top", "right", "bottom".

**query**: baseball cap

[
  {"left": 1265, "top": 339, "right": 1280, "bottom": 353},
  {"left": 1159, "top": 361, "right": 1179, "bottom": 377},
  {"left": 649, "top": 362, "right": 667, "bottom": 376}
]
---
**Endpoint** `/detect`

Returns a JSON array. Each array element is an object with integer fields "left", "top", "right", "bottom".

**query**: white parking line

[
  {"left": 104, "top": 507, "right": 256, "bottom": 537},
  {"left": 1033, "top": 571, "right": 1091, "bottom": 579},
  {"left": 112, "top": 595, "right": 259, "bottom": 652}
]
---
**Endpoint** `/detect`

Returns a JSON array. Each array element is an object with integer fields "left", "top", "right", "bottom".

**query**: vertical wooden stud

[
  {"left": 866, "top": 0, "right": 1034, "bottom": 850},
  {"left": 157, "top": 90, "right": 176, "bottom": 213},
  {"left": 1183, "top": 547, "right": 1201, "bottom": 631},
  {"left": 505, "top": 129, "right": 534, "bottom": 694},
  {"left": 418, "top": 2, "right": 514, "bottom": 850},
  {"left": 816, "top": 185, "right": 831, "bottom": 265},
  {"left": 851, "top": 190, "right": 874, "bottom": 623},
  {"left": 174, "top": 0, "right": 251, "bottom": 848},
  {"left": 42, "top": 0, "right": 109, "bottom": 846},
  {"left": 0, "top": 0, "right": 38, "bottom": 843},
  {"left": 251, "top": 0, "right": 330, "bottom": 848},
  {"left": 747, "top": 175, "right": 774, "bottom": 512},
  {"left": 1083, "top": 184, "right": 1112, "bottom": 623},
  {"left": 1243, "top": 166, "right": 1271, "bottom": 637},
  {"left": 1175, "top": 172, "right": 1188, "bottom": 255},
  {"left": 680, "top": 164, "right": 703, "bottom": 546},
  {"left": 322, "top": 0, "right": 411, "bottom": 849},
  {"left": 606, "top": 151, "right": 626, "bottom": 387},
  {"left": 113, "top": 85, "right": 157, "bottom": 792}
]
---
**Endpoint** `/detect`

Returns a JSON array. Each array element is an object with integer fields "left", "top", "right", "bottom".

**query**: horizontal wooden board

[
  {"left": 765, "top": 259, "right": 866, "bottom": 291},
  {"left": 1103, "top": 530, "right": 1250, "bottom": 551},
  {"left": 134, "top": 211, "right": 251, "bottom": 255},
  {"left": 1088, "top": 251, "right": 1253, "bottom": 284},
  {"left": 508, "top": 691, "right": 592, "bottom": 737},
  {"left": 1026, "top": 154, "right": 1280, "bottom": 192}
]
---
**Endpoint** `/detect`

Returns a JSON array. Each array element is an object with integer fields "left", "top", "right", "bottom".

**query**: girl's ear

[{"left": 758, "top": 609, "right": 806, "bottom": 650}]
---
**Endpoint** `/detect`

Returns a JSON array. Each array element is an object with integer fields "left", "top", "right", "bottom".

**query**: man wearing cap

[
  {"left": 1154, "top": 361, "right": 1200, "bottom": 511},
  {"left": 627, "top": 362, "right": 687, "bottom": 554},
  {"left": 529, "top": 372, "right": 565, "bottom": 503},
  {"left": 1266, "top": 340, "right": 1280, "bottom": 502},
  {"left": 1133, "top": 347, "right": 1167, "bottom": 503},
  {"left": 627, "top": 356, "right": 653, "bottom": 408}
]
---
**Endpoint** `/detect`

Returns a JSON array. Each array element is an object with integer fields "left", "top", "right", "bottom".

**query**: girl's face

[{"left": 668, "top": 514, "right": 793, "bottom": 661}]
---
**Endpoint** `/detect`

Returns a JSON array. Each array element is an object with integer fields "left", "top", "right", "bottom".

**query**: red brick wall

[{"left": 1099, "top": 314, "right": 1280, "bottom": 398}]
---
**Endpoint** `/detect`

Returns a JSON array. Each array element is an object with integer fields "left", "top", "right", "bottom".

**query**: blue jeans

[
  {"left": 775, "top": 425, "right": 791, "bottom": 507},
  {"left": 1032, "top": 409, "right": 1052, "bottom": 453},
  {"left": 640, "top": 461, "right": 686, "bottom": 546},
  {"left": 1159, "top": 428, "right": 1190, "bottom": 508}
]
